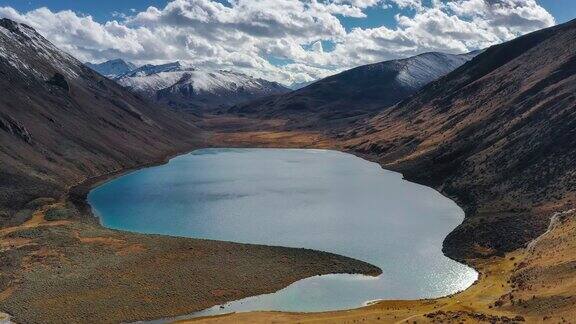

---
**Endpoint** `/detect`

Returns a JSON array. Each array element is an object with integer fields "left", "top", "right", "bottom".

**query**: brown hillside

[
  {"left": 0, "top": 18, "right": 202, "bottom": 226},
  {"left": 230, "top": 52, "right": 476, "bottom": 129},
  {"left": 345, "top": 19, "right": 576, "bottom": 260}
]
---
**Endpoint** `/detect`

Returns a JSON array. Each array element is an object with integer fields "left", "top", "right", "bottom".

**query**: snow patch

[
  {"left": 0, "top": 19, "right": 80, "bottom": 80},
  {"left": 396, "top": 52, "right": 475, "bottom": 89}
]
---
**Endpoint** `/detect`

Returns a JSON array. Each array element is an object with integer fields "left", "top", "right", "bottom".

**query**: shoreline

[
  {"left": 70, "top": 141, "right": 480, "bottom": 321},
  {"left": 2, "top": 121, "right": 556, "bottom": 323},
  {"left": 67, "top": 144, "right": 213, "bottom": 218},
  {"left": 182, "top": 208, "right": 576, "bottom": 324},
  {"left": 88, "top": 146, "right": 479, "bottom": 321},
  {"left": 1, "top": 136, "right": 383, "bottom": 323}
]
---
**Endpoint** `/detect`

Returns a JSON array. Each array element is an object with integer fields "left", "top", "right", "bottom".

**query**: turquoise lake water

[{"left": 88, "top": 148, "right": 477, "bottom": 318}]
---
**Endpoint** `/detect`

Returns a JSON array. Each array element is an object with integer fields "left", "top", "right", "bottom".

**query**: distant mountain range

[
  {"left": 86, "top": 59, "right": 290, "bottom": 112},
  {"left": 230, "top": 51, "right": 478, "bottom": 127},
  {"left": 89, "top": 51, "right": 477, "bottom": 116},
  {"left": 85, "top": 59, "right": 137, "bottom": 78}
]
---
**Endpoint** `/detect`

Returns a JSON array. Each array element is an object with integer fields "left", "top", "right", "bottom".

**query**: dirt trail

[{"left": 0, "top": 203, "right": 71, "bottom": 237}]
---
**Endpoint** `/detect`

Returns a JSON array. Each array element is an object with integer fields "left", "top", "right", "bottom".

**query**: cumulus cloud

[{"left": 0, "top": 0, "right": 555, "bottom": 85}]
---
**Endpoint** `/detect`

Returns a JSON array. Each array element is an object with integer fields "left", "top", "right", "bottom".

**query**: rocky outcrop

[
  {"left": 0, "top": 113, "right": 31, "bottom": 143},
  {"left": 46, "top": 73, "right": 69, "bottom": 91}
]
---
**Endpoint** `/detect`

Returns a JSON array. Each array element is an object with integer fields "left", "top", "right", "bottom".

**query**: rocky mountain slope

[
  {"left": 85, "top": 58, "right": 137, "bottom": 78},
  {"left": 344, "top": 18, "right": 576, "bottom": 260},
  {"left": 0, "top": 18, "right": 202, "bottom": 225},
  {"left": 231, "top": 52, "right": 477, "bottom": 127},
  {"left": 115, "top": 62, "right": 290, "bottom": 112}
]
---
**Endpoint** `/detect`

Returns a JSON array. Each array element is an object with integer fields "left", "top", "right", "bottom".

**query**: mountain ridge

[
  {"left": 230, "top": 51, "right": 478, "bottom": 127},
  {"left": 86, "top": 58, "right": 137, "bottom": 78},
  {"left": 109, "top": 60, "right": 291, "bottom": 112}
]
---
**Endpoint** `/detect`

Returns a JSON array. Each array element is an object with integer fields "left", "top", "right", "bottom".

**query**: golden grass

[
  {"left": 0, "top": 203, "right": 71, "bottom": 237},
  {"left": 181, "top": 213, "right": 576, "bottom": 324}
]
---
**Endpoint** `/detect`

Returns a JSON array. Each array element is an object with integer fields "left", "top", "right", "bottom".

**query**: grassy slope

[
  {"left": 187, "top": 212, "right": 576, "bottom": 323},
  {"left": 0, "top": 202, "right": 379, "bottom": 324}
]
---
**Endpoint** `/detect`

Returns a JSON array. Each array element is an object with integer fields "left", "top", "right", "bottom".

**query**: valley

[
  {"left": 87, "top": 148, "right": 477, "bottom": 316},
  {"left": 0, "top": 18, "right": 380, "bottom": 324},
  {"left": 1, "top": 7, "right": 576, "bottom": 324}
]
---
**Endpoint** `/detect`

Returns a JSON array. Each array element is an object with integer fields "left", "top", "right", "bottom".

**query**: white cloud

[
  {"left": 0, "top": 0, "right": 555, "bottom": 85},
  {"left": 385, "top": 0, "right": 424, "bottom": 10}
]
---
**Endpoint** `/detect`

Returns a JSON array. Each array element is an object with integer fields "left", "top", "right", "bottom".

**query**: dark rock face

[
  {"left": 0, "top": 18, "right": 29, "bottom": 34},
  {"left": 0, "top": 113, "right": 32, "bottom": 143},
  {"left": 47, "top": 73, "right": 69, "bottom": 91}
]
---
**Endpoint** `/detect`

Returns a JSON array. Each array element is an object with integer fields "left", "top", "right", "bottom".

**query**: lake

[{"left": 88, "top": 148, "right": 477, "bottom": 318}]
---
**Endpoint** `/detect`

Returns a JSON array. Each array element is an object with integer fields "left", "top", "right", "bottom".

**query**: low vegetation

[
  {"left": 0, "top": 201, "right": 380, "bottom": 324},
  {"left": 183, "top": 211, "right": 576, "bottom": 323}
]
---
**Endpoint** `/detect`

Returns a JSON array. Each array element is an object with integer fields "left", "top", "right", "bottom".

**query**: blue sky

[{"left": 0, "top": 1, "right": 570, "bottom": 84}]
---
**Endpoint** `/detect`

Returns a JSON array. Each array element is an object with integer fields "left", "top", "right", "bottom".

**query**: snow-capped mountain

[
  {"left": 0, "top": 18, "right": 81, "bottom": 81},
  {"left": 121, "top": 61, "right": 183, "bottom": 76},
  {"left": 394, "top": 51, "right": 478, "bottom": 89},
  {"left": 86, "top": 59, "right": 137, "bottom": 78},
  {"left": 231, "top": 51, "right": 479, "bottom": 125},
  {"left": 289, "top": 80, "right": 315, "bottom": 90},
  {"left": 114, "top": 61, "right": 290, "bottom": 112}
]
